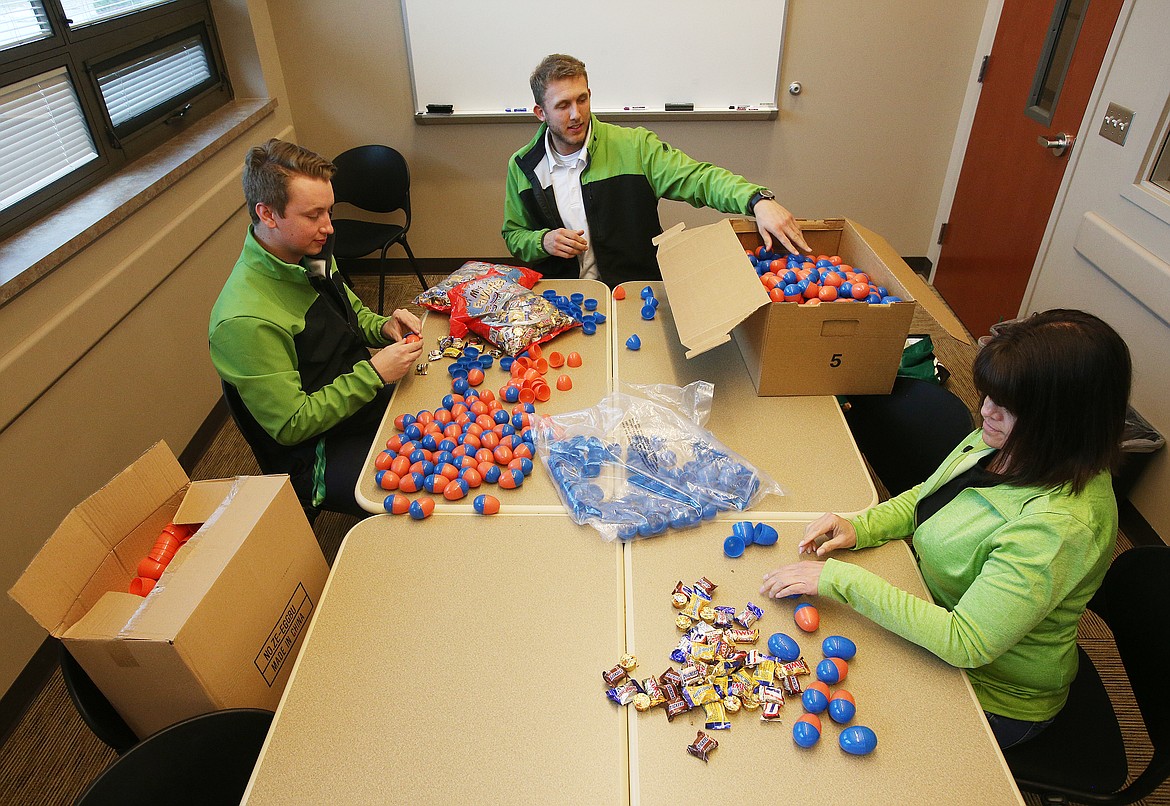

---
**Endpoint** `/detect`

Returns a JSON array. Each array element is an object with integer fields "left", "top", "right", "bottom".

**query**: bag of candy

[
  {"left": 532, "top": 381, "right": 785, "bottom": 541},
  {"left": 448, "top": 274, "right": 578, "bottom": 356},
  {"left": 414, "top": 261, "right": 542, "bottom": 312}
]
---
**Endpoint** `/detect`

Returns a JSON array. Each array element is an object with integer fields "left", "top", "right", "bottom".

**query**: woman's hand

[
  {"left": 799, "top": 512, "right": 858, "bottom": 557},
  {"left": 760, "top": 560, "right": 825, "bottom": 599}
]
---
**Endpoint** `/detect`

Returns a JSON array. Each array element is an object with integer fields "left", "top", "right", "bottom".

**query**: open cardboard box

[
  {"left": 653, "top": 217, "right": 970, "bottom": 396},
  {"left": 9, "top": 442, "right": 328, "bottom": 738}
]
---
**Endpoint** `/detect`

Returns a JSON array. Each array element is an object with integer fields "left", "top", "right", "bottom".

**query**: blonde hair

[{"left": 530, "top": 54, "right": 587, "bottom": 106}]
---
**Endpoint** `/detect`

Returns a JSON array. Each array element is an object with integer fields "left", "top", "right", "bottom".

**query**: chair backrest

[
  {"left": 1091, "top": 546, "right": 1170, "bottom": 756},
  {"left": 59, "top": 643, "right": 138, "bottom": 754},
  {"left": 843, "top": 376, "right": 975, "bottom": 496},
  {"left": 331, "top": 144, "right": 411, "bottom": 217},
  {"left": 73, "top": 708, "right": 273, "bottom": 805}
]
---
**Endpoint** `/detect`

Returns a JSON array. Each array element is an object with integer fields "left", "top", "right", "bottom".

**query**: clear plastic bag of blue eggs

[{"left": 531, "top": 381, "right": 785, "bottom": 541}]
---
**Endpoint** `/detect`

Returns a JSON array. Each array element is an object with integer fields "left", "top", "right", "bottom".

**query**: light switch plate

[{"left": 1100, "top": 102, "right": 1134, "bottom": 146}]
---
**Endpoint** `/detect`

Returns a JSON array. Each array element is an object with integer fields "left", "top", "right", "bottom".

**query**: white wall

[
  {"left": 267, "top": 0, "right": 989, "bottom": 258},
  {"left": 1026, "top": 0, "right": 1170, "bottom": 538},
  {"left": 0, "top": 0, "right": 296, "bottom": 697}
]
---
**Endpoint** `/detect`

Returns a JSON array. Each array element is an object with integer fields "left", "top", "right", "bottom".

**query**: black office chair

[
  {"left": 1002, "top": 545, "right": 1170, "bottom": 805},
  {"left": 59, "top": 642, "right": 139, "bottom": 754},
  {"left": 220, "top": 380, "right": 320, "bottom": 523},
  {"left": 73, "top": 708, "right": 272, "bottom": 805},
  {"left": 331, "top": 144, "right": 427, "bottom": 314},
  {"left": 843, "top": 376, "right": 975, "bottom": 496}
]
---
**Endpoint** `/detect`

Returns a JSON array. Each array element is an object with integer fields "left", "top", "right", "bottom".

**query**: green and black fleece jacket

[
  {"left": 502, "top": 115, "right": 764, "bottom": 286},
  {"left": 209, "top": 229, "right": 392, "bottom": 506}
]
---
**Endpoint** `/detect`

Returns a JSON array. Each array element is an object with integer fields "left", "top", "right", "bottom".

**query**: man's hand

[
  {"left": 753, "top": 199, "right": 811, "bottom": 255},
  {"left": 542, "top": 228, "right": 588, "bottom": 258},
  {"left": 370, "top": 338, "right": 424, "bottom": 383},
  {"left": 381, "top": 308, "right": 423, "bottom": 342}
]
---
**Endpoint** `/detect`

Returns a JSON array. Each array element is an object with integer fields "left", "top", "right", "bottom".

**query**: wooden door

[{"left": 932, "top": 0, "right": 1124, "bottom": 339}]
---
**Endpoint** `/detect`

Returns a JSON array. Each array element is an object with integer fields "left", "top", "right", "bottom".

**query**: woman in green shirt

[{"left": 760, "top": 309, "right": 1132, "bottom": 749}]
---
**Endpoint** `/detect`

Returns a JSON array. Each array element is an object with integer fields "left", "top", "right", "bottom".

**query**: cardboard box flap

[
  {"left": 654, "top": 220, "right": 770, "bottom": 359},
  {"left": 64, "top": 591, "right": 156, "bottom": 640},
  {"left": 121, "top": 476, "right": 287, "bottom": 638},
  {"left": 8, "top": 441, "right": 189, "bottom": 635},
  {"left": 174, "top": 479, "right": 238, "bottom": 525},
  {"left": 848, "top": 220, "right": 971, "bottom": 344}
]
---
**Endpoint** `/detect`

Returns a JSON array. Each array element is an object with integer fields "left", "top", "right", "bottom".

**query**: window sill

[{"left": 0, "top": 97, "right": 276, "bottom": 308}]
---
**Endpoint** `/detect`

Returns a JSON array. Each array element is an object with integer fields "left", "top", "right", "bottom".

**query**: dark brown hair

[
  {"left": 242, "top": 139, "right": 335, "bottom": 225},
  {"left": 530, "top": 54, "right": 587, "bottom": 107},
  {"left": 973, "top": 309, "right": 1131, "bottom": 493}
]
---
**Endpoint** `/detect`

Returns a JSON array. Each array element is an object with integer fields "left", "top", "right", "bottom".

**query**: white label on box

[{"left": 255, "top": 583, "right": 315, "bottom": 686}]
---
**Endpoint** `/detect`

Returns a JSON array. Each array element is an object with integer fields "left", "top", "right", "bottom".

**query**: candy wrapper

[
  {"left": 532, "top": 381, "right": 785, "bottom": 541},
  {"left": 414, "top": 261, "right": 541, "bottom": 312},
  {"left": 448, "top": 274, "right": 579, "bottom": 356}
]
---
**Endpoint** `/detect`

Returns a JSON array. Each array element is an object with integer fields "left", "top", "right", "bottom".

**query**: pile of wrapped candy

[{"left": 602, "top": 576, "right": 810, "bottom": 762}]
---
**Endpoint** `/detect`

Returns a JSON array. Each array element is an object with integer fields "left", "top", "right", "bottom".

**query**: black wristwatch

[{"left": 748, "top": 188, "right": 775, "bottom": 214}]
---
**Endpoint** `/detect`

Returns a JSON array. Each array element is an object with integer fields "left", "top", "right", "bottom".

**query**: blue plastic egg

[
  {"left": 625, "top": 334, "right": 641, "bottom": 350},
  {"left": 767, "top": 632, "right": 801, "bottom": 662},
  {"left": 792, "top": 717, "right": 822, "bottom": 748},
  {"left": 723, "top": 535, "right": 746, "bottom": 558},
  {"left": 641, "top": 305, "right": 656, "bottom": 320},
  {"left": 801, "top": 683, "right": 830, "bottom": 714},
  {"left": 816, "top": 657, "right": 848, "bottom": 685},
  {"left": 753, "top": 523, "right": 778, "bottom": 546},
  {"left": 732, "top": 521, "right": 754, "bottom": 542},
  {"left": 839, "top": 725, "right": 878, "bottom": 756},
  {"left": 822, "top": 635, "right": 858, "bottom": 661},
  {"left": 828, "top": 691, "right": 857, "bottom": 724},
  {"left": 641, "top": 286, "right": 655, "bottom": 299}
]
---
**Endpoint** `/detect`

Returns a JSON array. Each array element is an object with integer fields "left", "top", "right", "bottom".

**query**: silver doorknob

[{"left": 1037, "top": 132, "right": 1075, "bottom": 157}]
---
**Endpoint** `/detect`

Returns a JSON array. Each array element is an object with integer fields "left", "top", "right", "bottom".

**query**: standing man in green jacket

[
  {"left": 502, "top": 53, "right": 810, "bottom": 286},
  {"left": 210, "top": 139, "right": 423, "bottom": 517}
]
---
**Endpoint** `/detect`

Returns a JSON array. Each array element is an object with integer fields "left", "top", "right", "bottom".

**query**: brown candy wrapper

[{"left": 687, "top": 730, "right": 718, "bottom": 762}]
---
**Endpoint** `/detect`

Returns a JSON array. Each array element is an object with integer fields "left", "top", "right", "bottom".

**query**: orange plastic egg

[
  {"left": 566, "top": 352, "right": 583, "bottom": 368},
  {"left": 548, "top": 351, "right": 565, "bottom": 368},
  {"left": 613, "top": 286, "right": 626, "bottom": 300},
  {"left": 794, "top": 603, "right": 820, "bottom": 632},
  {"left": 556, "top": 374, "right": 573, "bottom": 391}
]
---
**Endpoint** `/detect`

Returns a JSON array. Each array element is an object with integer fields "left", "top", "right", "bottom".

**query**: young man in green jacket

[
  {"left": 209, "top": 139, "right": 423, "bottom": 516},
  {"left": 503, "top": 54, "right": 810, "bottom": 286}
]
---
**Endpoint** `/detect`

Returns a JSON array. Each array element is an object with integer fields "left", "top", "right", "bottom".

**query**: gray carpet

[{"left": 1, "top": 273, "right": 1165, "bottom": 805}]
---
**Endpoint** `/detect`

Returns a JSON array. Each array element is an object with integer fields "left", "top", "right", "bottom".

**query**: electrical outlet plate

[{"left": 1100, "top": 102, "right": 1134, "bottom": 146}]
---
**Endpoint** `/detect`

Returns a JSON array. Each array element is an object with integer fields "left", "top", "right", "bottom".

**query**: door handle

[{"left": 1037, "top": 132, "right": 1075, "bottom": 157}]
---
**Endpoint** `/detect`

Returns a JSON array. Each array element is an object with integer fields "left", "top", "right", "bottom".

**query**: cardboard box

[
  {"left": 653, "top": 217, "right": 970, "bottom": 396},
  {"left": 9, "top": 442, "right": 328, "bottom": 738}
]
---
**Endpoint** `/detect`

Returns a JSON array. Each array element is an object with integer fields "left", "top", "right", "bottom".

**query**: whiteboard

[{"left": 401, "top": 0, "right": 788, "bottom": 119}]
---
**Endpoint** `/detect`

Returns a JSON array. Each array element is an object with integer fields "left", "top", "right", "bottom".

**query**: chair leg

[
  {"left": 401, "top": 238, "right": 428, "bottom": 292},
  {"left": 376, "top": 249, "right": 388, "bottom": 315}
]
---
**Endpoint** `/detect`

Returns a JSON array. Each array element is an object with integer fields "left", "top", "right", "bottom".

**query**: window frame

[{"left": 0, "top": 0, "right": 232, "bottom": 239}]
